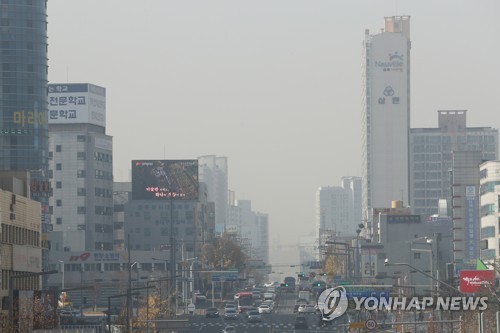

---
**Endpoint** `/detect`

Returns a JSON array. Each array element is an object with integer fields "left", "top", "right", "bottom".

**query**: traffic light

[{"left": 316, "top": 282, "right": 321, "bottom": 287}]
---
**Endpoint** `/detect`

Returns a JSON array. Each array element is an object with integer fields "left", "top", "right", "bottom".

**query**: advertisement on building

[
  {"left": 132, "top": 160, "right": 199, "bottom": 200},
  {"left": 12, "top": 245, "right": 41, "bottom": 273},
  {"left": 48, "top": 83, "right": 106, "bottom": 127},
  {"left": 368, "top": 32, "right": 409, "bottom": 208},
  {"left": 459, "top": 270, "right": 494, "bottom": 293},
  {"left": 465, "top": 186, "right": 477, "bottom": 259}
]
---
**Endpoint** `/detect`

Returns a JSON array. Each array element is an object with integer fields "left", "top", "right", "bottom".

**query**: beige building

[{"left": 0, "top": 188, "right": 43, "bottom": 311}]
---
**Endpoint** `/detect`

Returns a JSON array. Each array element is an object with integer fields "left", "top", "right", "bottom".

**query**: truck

[{"left": 297, "top": 290, "right": 311, "bottom": 304}]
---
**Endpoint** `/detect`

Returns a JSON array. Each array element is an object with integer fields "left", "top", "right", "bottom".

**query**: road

[{"left": 187, "top": 290, "right": 349, "bottom": 333}]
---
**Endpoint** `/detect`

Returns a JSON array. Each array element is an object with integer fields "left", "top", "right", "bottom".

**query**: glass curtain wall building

[{"left": 0, "top": 0, "right": 49, "bottom": 172}]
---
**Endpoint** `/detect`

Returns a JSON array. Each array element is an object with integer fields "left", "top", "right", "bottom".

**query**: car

[
  {"left": 222, "top": 326, "right": 236, "bottom": 333},
  {"left": 297, "top": 304, "right": 306, "bottom": 312},
  {"left": 293, "top": 304, "right": 301, "bottom": 313},
  {"left": 262, "top": 300, "right": 274, "bottom": 310},
  {"left": 298, "top": 305, "right": 316, "bottom": 314},
  {"left": 247, "top": 310, "right": 262, "bottom": 323},
  {"left": 205, "top": 307, "right": 220, "bottom": 318},
  {"left": 224, "top": 303, "right": 236, "bottom": 311},
  {"left": 196, "top": 294, "right": 207, "bottom": 301},
  {"left": 258, "top": 304, "right": 271, "bottom": 314},
  {"left": 294, "top": 315, "right": 308, "bottom": 329},
  {"left": 224, "top": 308, "right": 238, "bottom": 320}
]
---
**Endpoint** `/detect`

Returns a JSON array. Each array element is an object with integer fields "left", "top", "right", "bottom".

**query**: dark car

[
  {"left": 247, "top": 310, "right": 262, "bottom": 323},
  {"left": 206, "top": 307, "right": 220, "bottom": 318},
  {"left": 294, "top": 315, "right": 308, "bottom": 329}
]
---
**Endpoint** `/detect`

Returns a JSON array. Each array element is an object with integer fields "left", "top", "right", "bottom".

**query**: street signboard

[
  {"left": 349, "top": 322, "right": 365, "bottom": 329},
  {"left": 365, "top": 319, "right": 377, "bottom": 330},
  {"left": 346, "top": 290, "right": 389, "bottom": 299}
]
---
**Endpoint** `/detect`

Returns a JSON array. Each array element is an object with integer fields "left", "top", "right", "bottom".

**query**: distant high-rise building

[
  {"left": 236, "top": 199, "right": 269, "bottom": 263},
  {"left": 410, "top": 110, "right": 498, "bottom": 217},
  {"left": 198, "top": 155, "right": 228, "bottom": 234},
  {"left": 362, "top": 16, "right": 411, "bottom": 220},
  {"left": 316, "top": 186, "right": 349, "bottom": 247},
  {"left": 48, "top": 83, "right": 113, "bottom": 251},
  {"left": 0, "top": 1, "right": 49, "bottom": 173},
  {"left": 341, "top": 176, "right": 362, "bottom": 226},
  {"left": 316, "top": 177, "right": 362, "bottom": 242}
]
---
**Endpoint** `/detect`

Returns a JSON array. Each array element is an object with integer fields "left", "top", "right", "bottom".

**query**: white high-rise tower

[{"left": 361, "top": 16, "right": 411, "bottom": 220}]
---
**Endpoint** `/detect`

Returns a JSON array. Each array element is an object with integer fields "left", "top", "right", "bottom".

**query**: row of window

[
  {"left": 48, "top": 168, "right": 113, "bottom": 180},
  {"left": 137, "top": 204, "right": 194, "bottom": 211},
  {"left": 412, "top": 135, "right": 496, "bottom": 145},
  {"left": 50, "top": 262, "right": 167, "bottom": 273},
  {"left": 1, "top": 223, "right": 40, "bottom": 247},
  {"left": 51, "top": 205, "right": 113, "bottom": 215},
  {"left": 50, "top": 149, "right": 111, "bottom": 163}
]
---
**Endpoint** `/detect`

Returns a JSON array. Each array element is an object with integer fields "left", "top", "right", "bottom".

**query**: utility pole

[{"left": 127, "top": 234, "right": 132, "bottom": 333}]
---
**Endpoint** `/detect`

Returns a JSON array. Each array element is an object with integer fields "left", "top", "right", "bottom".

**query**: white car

[
  {"left": 258, "top": 304, "right": 271, "bottom": 314},
  {"left": 264, "top": 281, "right": 277, "bottom": 288}
]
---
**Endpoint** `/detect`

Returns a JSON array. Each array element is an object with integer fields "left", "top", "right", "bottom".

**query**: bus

[
  {"left": 283, "top": 276, "right": 296, "bottom": 292},
  {"left": 235, "top": 291, "right": 253, "bottom": 313}
]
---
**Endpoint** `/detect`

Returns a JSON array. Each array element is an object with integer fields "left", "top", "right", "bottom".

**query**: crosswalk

[{"left": 190, "top": 322, "right": 328, "bottom": 329}]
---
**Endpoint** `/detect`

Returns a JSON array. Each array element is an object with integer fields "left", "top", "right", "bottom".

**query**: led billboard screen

[{"left": 132, "top": 160, "right": 199, "bottom": 200}]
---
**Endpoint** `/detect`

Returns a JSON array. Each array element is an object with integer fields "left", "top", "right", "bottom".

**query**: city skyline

[{"left": 47, "top": 1, "right": 500, "bottom": 264}]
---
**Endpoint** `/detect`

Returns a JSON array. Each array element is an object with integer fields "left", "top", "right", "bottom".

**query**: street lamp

[{"left": 384, "top": 259, "right": 461, "bottom": 295}]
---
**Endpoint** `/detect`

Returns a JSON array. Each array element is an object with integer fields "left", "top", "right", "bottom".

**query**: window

[
  {"left": 56, "top": 163, "right": 62, "bottom": 170},
  {"left": 77, "top": 188, "right": 86, "bottom": 196},
  {"left": 77, "top": 135, "right": 86, "bottom": 142},
  {"left": 482, "top": 226, "right": 495, "bottom": 238},
  {"left": 77, "top": 152, "right": 86, "bottom": 160},
  {"left": 56, "top": 145, "right": 62, "bottom": 152},
  {"left": 77, "top": 207, "right": 86, "bottom": 214},
  {"left": 413, "top": 252, "right": 421, "bottom": 259},
  {"left": 56, "top": 218, "right": 62, "bottom": 225},
  {"left": 56, "top": 181, "right": 62, "bottom": 189},
  {"left": 56, "top": 200, "right": 62, "bottom": 207},
  {"left": 77, "top": 170, "right": 86, "bottom": 178}
]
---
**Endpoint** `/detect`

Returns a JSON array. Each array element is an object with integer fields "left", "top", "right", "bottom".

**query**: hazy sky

[{"left": 48, "top": 1, "right": 500, "bottom": 264}]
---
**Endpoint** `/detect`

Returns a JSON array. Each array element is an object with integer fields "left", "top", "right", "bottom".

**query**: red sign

[{"left": 459, "top": 270, "right": 495, "bottom": 293}]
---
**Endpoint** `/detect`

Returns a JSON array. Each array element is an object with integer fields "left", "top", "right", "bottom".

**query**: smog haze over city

[{"left": 48, "top": 0, "right": 500, "bottom": 269}]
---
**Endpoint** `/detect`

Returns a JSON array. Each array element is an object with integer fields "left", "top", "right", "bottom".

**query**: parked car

[
  {"left": 247, "top": 310, "right": 262, "bottom": 323},
  {"left": 294, "top": 315, "right": 308, "bottom": 329},
  {"left": 224, "top": 308, "right": 238, "bottom": 320},
  {"left": 206, "top": 307, "right": 220, "bottom": 318}
]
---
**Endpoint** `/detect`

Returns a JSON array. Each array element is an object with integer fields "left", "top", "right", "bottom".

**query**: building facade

[
  {"left": 479, "top": 161, "right": 500, "bottom": 261},
  {"left": 124, "top": 182, "right": 214, "bottom": 261},
  {"left": 361, "top": 16, "right": 411, "bottom": 221},
  {"left": 451, "top": 151, "right": 483, "bottom": 262},
  {"left": 0, "top": 0, "right": 49, "bottom": 173},
  {"left": 0, "top": 189, "right": 43, "bottom": 309},
  {"left": 48, "top": 83, "right": 113, "bottom": 252},
  {"left": 410, "top": 110, "right": 498, "bottom": 217}
]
